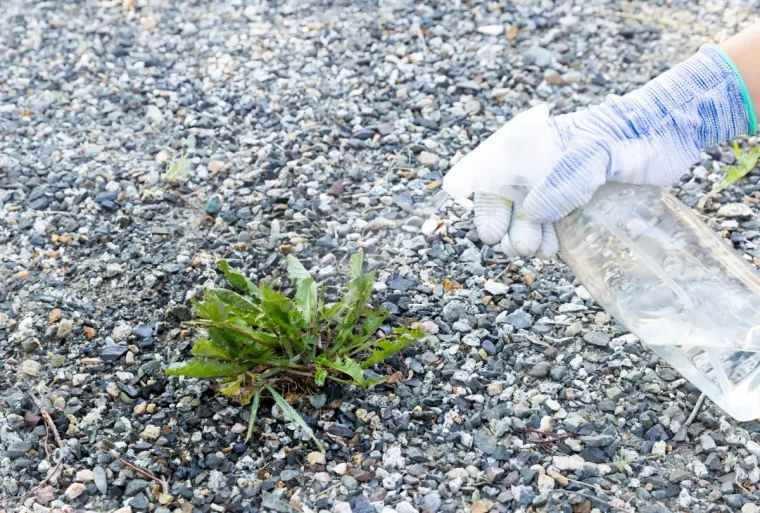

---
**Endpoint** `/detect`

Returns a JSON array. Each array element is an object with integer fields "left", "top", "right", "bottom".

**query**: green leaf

[
  {"left": 315, "top": 366, "right": 327, "bottom": 387},
  {"left": 342, "top": 272, "right": 375, "bottom": 327},
  {"left": 245, "top": 387, "right": 262, "bottom": 443},
  {"left": 221, "top": 318, "right": 279, "bottom": 348},
  {"left": 266, "top": 385, "right": 324, "bottom": 452},
  {"left": 361, "top": 327, "right": 422, "bottom": 369},
  {"left": 294, "top": 277, "right": 318, "bottom": 325},
  {"left": 348, "top": 252, "right": 363, "bottom": 279},
  {"left": 259, "top": 287, "right": 301, "bottom": 354},
  {"left": 219, "top": 260, "right": 261, "bottom": 297},
  {"left": 286, "top": 255, "right": 312, "bottom": 282},
  {"left": 219, "top": 376, "right": 243, "bottom": 396},
  {"left": 166, "top": 358, "right": 254, "bottom": 378},
  {"left": 713, "top": 142, "right": 760, "bottom": 192},
  {"left": 192, "top": 338, "right": 232, "bottom": 360},
  {"left": 316, "top": 355, "right": 382, "bottom": 389},
  {"left": 208, "top": 288, "right": 260, "bottom": 314},
  {"left": 362, "top": 310, "right": 388, "bottom": 336}
]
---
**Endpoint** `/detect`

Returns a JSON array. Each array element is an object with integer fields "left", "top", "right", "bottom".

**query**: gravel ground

[{"left": 2, "top": 1, "right": 760, "bottom": 512}]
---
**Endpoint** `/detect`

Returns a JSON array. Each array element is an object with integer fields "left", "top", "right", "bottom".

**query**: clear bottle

[
  {"left": 443, "top": 105, "right": 760, "bottom": 422},
  {"left": 556, "top": 183, "right": 760, "bottom": 421}
]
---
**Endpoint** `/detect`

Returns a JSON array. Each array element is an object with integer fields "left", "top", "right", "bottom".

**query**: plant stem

[{"left": 246, "top": 388, "right": 262, "bottom": 443}]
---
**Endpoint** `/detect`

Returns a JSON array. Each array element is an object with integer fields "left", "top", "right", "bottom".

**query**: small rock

[
  {"left": 477, "top": 25, "right": 503, "bottom": 36},
  {"left": 606, "top": 386, "right": 624, "bottom": 400},
  {"left": 460, "top": 247, "right": 482, "bottom": 263},
  {"left": 76, "top": 469, "right": 94, "bottom": 482},
  {"left": 505, "top": 309, "right": 533, "bottom": 329},
  {"left": 140, "top": 425, "right": 161, "bottom": 441},
  {"left": 21, "top": 359, "right": 40, "bottom": 376},
  {"left": 94, "top": 466, "right": 108, "bottom": 494},
  {"left": 529, "top": 361, "right": 551, "bottom": 378},
  {"left": 7, "top": 441, "right": 32, "bottom": 459},
  {"left": 65, "top": 483, "right": 87, "bottom": 500},
  {"left": 307, "top": 451, "right": 326, "bottom": 465},
  {"left": 547, "top": 470, "right": 569, "bottom": 486},
  {"left": 512, "top": 485, "right": 536, "bottom": 505},
  {"left": 423, "top": 492, "right": 442, "bottom": 511},
  {"left": 205, "top": 195, "right": 222, "bottom": 215},
  {"left": 651, "top": 441, "right": 667, "bottom": 456},
  {"left": 562, "top": 71, "right": 583, "bottom": 84},
  {"left": 718, "top": 203, "right": 753, "bottom": 217},
  {"left": 333, "top": 502, "right": 352, "bottom": 513},
  {"left": 552, "top": 455, "right": 585, "bottom": 471},
  {"left": 101, "top": 344, "right": 128, "bottom": 362},
  {"left": 56, "top": 319, "right": 73, "bottom": 339},
  {"left": 395, "top": 502, "right": 419, "bottom": 513},
  {"left": 125, "top": 479, "right": 151, "bottom": 497},
  {"left": 668, "top": 468, "right": 691, "bottom": 483},
  {"left": 487, "top": 382, "right": 503, "bottom": 396},
  {"left": 699, "top": 434, "right": 716, "bottom": 452},
  {"left": 583, "top": 332, "right": 611, "bottom": 347},
  {"left": 418, "top": 151, "right": 439, "bottom": 166},
  {"left": 484, "top": 280, "right": 508, "bottom": 296},
  {"left": 524, "top": 46, "right": 553, "bottom": 67}
]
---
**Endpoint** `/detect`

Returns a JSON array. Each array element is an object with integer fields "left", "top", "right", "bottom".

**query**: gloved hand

[{"left": 469, "top": 44, "right": 756, "bottom": 259}]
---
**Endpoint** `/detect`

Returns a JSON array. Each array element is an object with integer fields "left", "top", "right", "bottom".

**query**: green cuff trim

[{"left": 707, "top": 44, "right": 758, "bottom": 135}]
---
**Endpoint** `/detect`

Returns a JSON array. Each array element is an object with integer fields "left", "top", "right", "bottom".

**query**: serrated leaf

[
  {"left": 286, "top": 255, "right": 312, "bottom": 282},
  {"left": 294, "top": 277, "right": 318, "bottom": 325},
  {"left": 166, "top": 358, "right": 254, "bottom": 378},
  {"left": 361, "top": 327, "right": 423, "bottom": 369},
  {"left": 348, "top": 252, "right": 364, "bottom": 279},
  {"left": 315, "top": 366, "right": 327, "bottom": 387},
  {"left": 219, "top": 260, "right": 261, "bottom": 298},
  {"left": 362, "top": 310, "right": 388, "bottom": 336},
  {"left": 316, "top": 355, "right": 382, "bottom": 389},
  {"left": 208, "top": 288, "right": 260, "bottom": 314},
  {"left": 192, "top": 338, "right": 232, "bottom": 359},
  {"left": 342, "top": 272, "right": 374, "bottom": 327},
  {"left": 266, "top": 385, "right": 324, "bottom": 452},
  {"left": 221, "top": 318, "right": 279, "bottom": 348}
]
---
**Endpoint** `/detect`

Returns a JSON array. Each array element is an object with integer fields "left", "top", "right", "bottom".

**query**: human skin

[{"left": 720, "top": 22, "right": 760, "bottom": 117}]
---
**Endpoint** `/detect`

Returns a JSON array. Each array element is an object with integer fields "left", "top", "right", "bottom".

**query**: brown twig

[
  {"left": 98, "top": 446, "right": 169, "bottom": 495},
  {"left": 523, "top": 427, "right": 574, "bottom": 452},
  {"left": 29, "top": 392, "right": 63, "bottom": 449}
]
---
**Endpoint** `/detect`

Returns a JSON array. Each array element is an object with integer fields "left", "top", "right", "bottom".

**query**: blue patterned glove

[{"left": 524, "top": 44, "right": 758, "bottom": 223}]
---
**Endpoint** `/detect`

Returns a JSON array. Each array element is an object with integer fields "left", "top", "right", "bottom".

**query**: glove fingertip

[
  {"left": 500, "top": 233, "right": 518, "bottom": 259},
  {"left": 509, "top": 206, "right": 542, "bottom": 257},
  {"left": 474, "top": 192, "right": 512, "bottom": 246},
  {"left": 535, "top": 223, "right": 559, "bottom": 260}
]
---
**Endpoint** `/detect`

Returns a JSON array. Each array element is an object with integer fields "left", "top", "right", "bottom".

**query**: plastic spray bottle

[{"left": 443, "top": 105, "right": 760, "bottom": 422}]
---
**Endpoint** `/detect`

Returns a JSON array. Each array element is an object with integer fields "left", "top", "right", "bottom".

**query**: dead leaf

[
  {"left": 426, "top": 180, "right": 441, "bottom": 190},
  {"left": 386, "top": 371, "right": 404, "bottom": 384},
  {"left": 83, "top": 326, "right": 96, "bottom": 339},
  {"left": 442, "top": 278, "right": 462, "bottom": 291}
]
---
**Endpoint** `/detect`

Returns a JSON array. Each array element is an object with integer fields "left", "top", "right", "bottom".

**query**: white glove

[
  {"left": 473, "top": 193, "right": 558, "bottom": 260},
  {"left": 453, "top": 44, "right": 755, "bottom": 260}
]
